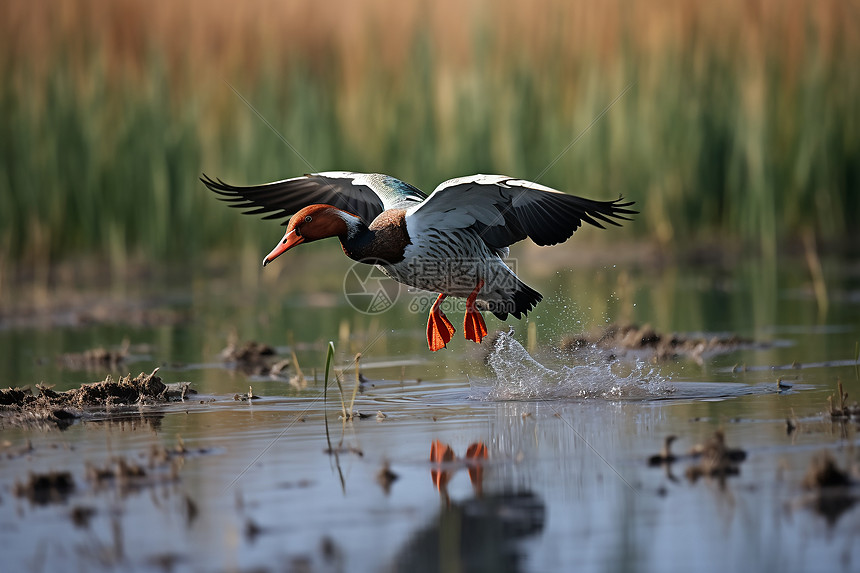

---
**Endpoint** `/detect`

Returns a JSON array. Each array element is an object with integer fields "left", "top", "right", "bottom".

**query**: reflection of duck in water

[
  {"left": 203, "top": 172, "right": 635, "bottom": 351},
  {"left": 389, "top": 491, "right": 545, "bottom": 573}
]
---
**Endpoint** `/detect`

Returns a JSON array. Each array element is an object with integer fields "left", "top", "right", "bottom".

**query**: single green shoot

[
  {"left": 323, "top": 341, "right": 335, "bottom": 452},
  {"left": 322, "top": 341, "right": 346, "bottom": 492}
]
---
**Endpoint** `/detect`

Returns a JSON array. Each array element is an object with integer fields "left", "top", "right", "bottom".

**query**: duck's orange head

[{"left": 262, "top": 205, "right": 360, "bottom": 267}]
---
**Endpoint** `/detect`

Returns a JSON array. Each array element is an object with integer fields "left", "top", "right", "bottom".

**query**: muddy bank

[
  {"left": 57, "top": 342, "right": 129, "bottom": 371},
  {"left": 647, "top": 431, "right": 748, "bottom": 484},
  {"left": 221, "top": 338, "right": 292, "bottom": 377},
  {"left": 799, "top": 451, "right": 858, "bottom": 525},
  {"left": 0, "top": 285, "right": 191, "bottom": 329},
  {"left": 561, "top": 323, "right": 761, "bottom": 362},
  {"left": 14, "top": 471, "right": 76, "bottom": 505},
  {"left": 0, "top": 369, "right": 193, "bottom": 429},
  {"left": 12, "top": 438, "right": 211, "bottom": 519}
]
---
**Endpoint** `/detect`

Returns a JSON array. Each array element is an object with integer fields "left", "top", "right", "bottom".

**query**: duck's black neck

[
  {"left": 339, "top": 226, "right": 381, "bottom": 263},
  {"left": 338, "top": 210, "right": 410, "bottom": 265}
]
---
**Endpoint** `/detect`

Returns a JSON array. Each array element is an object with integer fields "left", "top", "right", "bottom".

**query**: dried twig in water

[
  {"left": 290, "top": 349, "right": 306, "bottom": 388},
  {"left": 828, "top": 379, "right": 860, "bottom": 419}
]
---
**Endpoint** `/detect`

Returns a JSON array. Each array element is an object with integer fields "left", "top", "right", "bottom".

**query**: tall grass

[{"left": 1, "top": 0, "right": 858, "bottom": 271}]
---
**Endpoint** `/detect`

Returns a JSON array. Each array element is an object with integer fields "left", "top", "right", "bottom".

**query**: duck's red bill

[{"left": 262, "top": 230, "right": 303, "bottom": 267}]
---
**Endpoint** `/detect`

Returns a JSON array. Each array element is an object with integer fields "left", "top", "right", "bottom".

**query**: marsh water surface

[{"left": 2, "top": 248, "right": 859, "bottom": 572}]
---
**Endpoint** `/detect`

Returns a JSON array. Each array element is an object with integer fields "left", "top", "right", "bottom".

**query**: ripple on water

[{"left": 479, "top": 331, "right": 676, "bottom": 401}]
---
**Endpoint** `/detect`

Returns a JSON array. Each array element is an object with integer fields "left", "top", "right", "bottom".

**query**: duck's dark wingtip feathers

[
  {"left": 200, "top": 174, "right": 237, "bottom": 197},
  {"left": 492, "top": 282, "right": 542, "bottom": 321},
  {"left": 200, "top": 173, "right": 219, "bottom": 189},
  {"left": 580, "top": 213, "right": 607, "bottom": 230},
  {"left": 596, "top": 197, "right": 639, "bottom": 227},
  {"left": 611, "top": 197, "right": 639, "bottom": 214}
]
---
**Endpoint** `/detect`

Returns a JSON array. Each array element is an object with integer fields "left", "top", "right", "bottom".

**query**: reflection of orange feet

[
  {"left": 430, "top": 440, "right": 455, "bottom": 463},
  {"left": 428, "top": 440, "right": 488, "bottom": 493},
  {"left": 426, "top": 294, "right": 456, "bottom": 351},
  {"left": 465, "top": 442, "right": 488, "bottom": 460},
  {"left": 465, "top": 441, "right": 488, "bottom": 491},
  {"left": 430, "top": 440, "right": 455, "bottom": 490},
  {"left": 463, "top": 280, "right": 487, "bottom": 344}
]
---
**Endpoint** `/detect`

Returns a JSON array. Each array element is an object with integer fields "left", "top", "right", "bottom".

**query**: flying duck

[{"left": 201, "top": 172, "right": 636, "bottom": 351}]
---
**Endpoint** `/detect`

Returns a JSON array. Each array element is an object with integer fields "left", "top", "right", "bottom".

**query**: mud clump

[
  {"left": 0, "top": 388, "right": 31, "bottom": 406},
  {"left": 561, "top": 323, "right": 756, "bottom": 362},
  {"left": 86, "top": 456, "right": 159, "bottom": 495},
  {"left": 2, "top": 438, "right": 34, "bottom": 459},
  {"left": 647, "top": 435, "right": 678, "bottom": 467},
  {"left": 800, "top": 451, "right": 857, "bottom": 525},
  {"left": 802, "top": 452, "right": 853, "bottom": 489},
  {"left": 376, "top": 461, "right": 399, "bottom": 495},
  {"left": 645, "top": 431, "right": 747, "bottom": 484},
  {"left": 223, "top": 340, "right": 276, "bottom": 363},
  {"left": 0, "top": 369, "right": 186, "bottom": 429},
  {"left": 221, "top": 338, "right": 290, "bottom": 376},
  {"left": 52, "top": 369, "right": 166, "bottom": 407},
  {"left": 14, "top": 471, "right": 75, "bottom": 505},
  {"left": 57, "top": 343, "right": 128, "bottom": 371},
  {"left": 70, "top": 506, "right": 96, "bottom": 528},
  {"left": 87, "top": 457, "right": 148, "bottom": 485},
  {"left": 685, "top": 430, "right": 747, "bottom": 482},
  {"left": 86, "top": 440, "right": 206, "bottom": 494}
]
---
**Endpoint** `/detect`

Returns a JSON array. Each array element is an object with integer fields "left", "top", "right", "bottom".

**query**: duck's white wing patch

[
  {"left": 345, "top": 173, "right": 426, "bottom": 209},
  {"left": 429, "top": 174, "right": 510, "bottom": 192},
  {"left": 406, "top": 174, "right": 636, "bottom": 248}
]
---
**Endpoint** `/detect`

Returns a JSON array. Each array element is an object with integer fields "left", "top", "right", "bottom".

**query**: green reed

[{"left": 1, "top": 11, "right": 858, "bottom": 271}]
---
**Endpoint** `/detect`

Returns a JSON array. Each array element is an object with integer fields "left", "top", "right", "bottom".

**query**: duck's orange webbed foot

[
  {"left": 426, "top": 293, "right": 456, "bottom": 351},
  {"left": 463, "top": 280, "right": 487, "bottom": 344}
]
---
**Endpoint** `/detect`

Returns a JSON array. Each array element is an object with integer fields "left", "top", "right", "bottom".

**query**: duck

[{"left": 201, "top": 172, "right": 636, "bottom": 351}]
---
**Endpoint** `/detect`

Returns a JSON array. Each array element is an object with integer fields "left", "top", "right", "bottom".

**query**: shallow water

[{"left": 2, "top": 249, "right": 860, "bottom": 572}]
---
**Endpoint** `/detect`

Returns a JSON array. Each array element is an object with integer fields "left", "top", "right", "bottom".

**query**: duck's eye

[{"left": 304, "top": 215, "right": 312, "bottom": 223}]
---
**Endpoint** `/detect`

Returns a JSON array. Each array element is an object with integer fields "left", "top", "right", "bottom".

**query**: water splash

[{"left": 481, "top": 331, "right": 675, "bottom": 401}]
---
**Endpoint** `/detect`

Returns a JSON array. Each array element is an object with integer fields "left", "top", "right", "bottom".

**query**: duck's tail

[{"left": 490, "top": 279, "right": 543, "bottom": 320}]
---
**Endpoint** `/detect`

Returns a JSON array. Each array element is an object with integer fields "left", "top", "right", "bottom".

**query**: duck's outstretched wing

[
  {"left": 405, "top": 174, "right": 636, "bottom": 248},
  {"left": 202, "top": 171, "right": 427, "bottom": 225}
]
